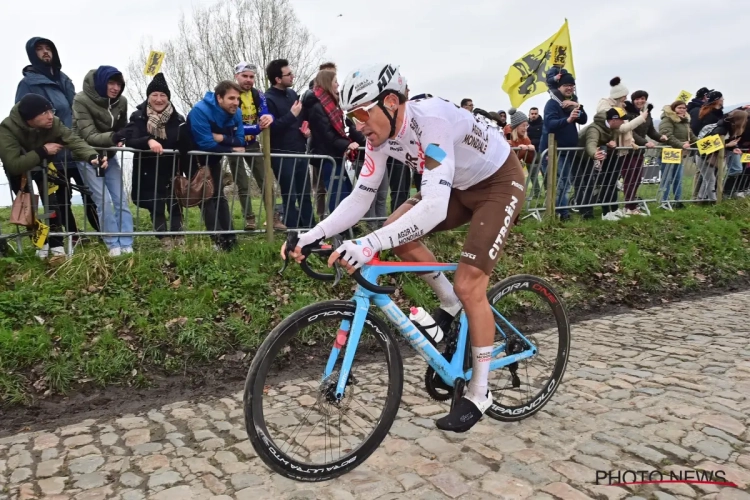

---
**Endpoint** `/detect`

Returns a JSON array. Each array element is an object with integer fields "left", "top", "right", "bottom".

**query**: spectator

[
  {"left": 16, "top": 37, "right": 100, "bottom": 237},
  {"left": 575, "top": 107, "right": 625, "bottom": 220},
  {"left": 121, "top": 73, "right": 185, "bottom": 250},
  {"left": 546, "top": 66, "right": 580, "bottom": 103},
  {"left": 595, "top": 77, "right": 647, "bottom": 219},
  {"left": 265, "top": 59, "right": 314, "bottom": 228},
  {"left": 0, "top": 94, "right": 104, "bottom": 258},
  {"left": 184, "top": 80, "right": 245, "bottom": 251},
  {"left": 622, "top": 90, "right": 668, "bottom": 215},
  {"left": 717, "top": 110, "right": 748, "bottom": 198},
  {"left": 302, "top": 69, "right": 364, "bottom": 214},
  {"left": 687, "top": 87, "right": 712, "bottom": 121},
  {"left": 73, "top": 65, "right": 133, "bottom": 257},
  {"left": 460, "top": 98, "right": 474, "bottom": 112},
  {"left": 658, "top": 101, "right": 696, "bottom": 210},
  {"left": 693, "top": 91, "right": 724, "bottom": 136},
  {"left": 527, "top": 107, "right": 544, "bottom": 151},
  {"left": 539, "top": 72, "right": 588, "bottom": 221},
  {"left": 233, "top": 61, "right": 285, "bottom": 231},
  {"left": 507, "top": 108, "right": 535, "bottom": 166},
  {"left": 697, "top": 110, "right": 747, "bottom": 201}
]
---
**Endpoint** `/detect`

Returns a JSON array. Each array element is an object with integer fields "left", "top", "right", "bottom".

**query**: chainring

[{"left": 424, "top": 319, "right": 460, "bottom": 401}]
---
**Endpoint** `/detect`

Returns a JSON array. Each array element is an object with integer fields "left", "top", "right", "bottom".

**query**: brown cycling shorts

[{"left": 404, "top": 152, "right": 526, "bottom": 275}]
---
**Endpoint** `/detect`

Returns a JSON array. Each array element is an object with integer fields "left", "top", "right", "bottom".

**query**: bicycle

[{"left": 243, "top": 231, "right": 571, "bottom": 482}]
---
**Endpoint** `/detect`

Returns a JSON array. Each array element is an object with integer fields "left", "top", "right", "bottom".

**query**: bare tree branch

[{"left": 125, "top": 0, "right": 325, "bottom": 113}]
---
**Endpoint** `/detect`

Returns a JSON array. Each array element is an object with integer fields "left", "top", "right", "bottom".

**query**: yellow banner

[
  {"left": 143, "top": 51, "right": 165, "bottom": 76},
  {"left": 696, "top": 134, "right": 724, "bottom": 156},
  {"left": 47, "top": 162, "right": 59, "bottom": 195},
  {"left": 502, "top": 19, "right": 575, "bottom": 108},
  {"left": 741, "top": 153, "right": 750, "bottom": 163},
  {"left": 675, "top": 90, "right": 692, "bottom": 103},
  {"left": 661, "top": 148, "right": 682, "bottom": 164},
  {"left": 32, "top": 220, "right": 50, "bottom": 249}
]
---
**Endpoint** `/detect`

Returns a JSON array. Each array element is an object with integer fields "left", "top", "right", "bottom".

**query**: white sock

[
  {"left": 467, "top": 346, "right": 492, "bottom": 403},
  {"left": 421, "top": 272, "right": 461, "bottom": 316}
]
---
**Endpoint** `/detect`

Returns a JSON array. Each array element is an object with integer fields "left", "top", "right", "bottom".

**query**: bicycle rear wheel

[
  {"left": 484, "top": 274, "right": 570, "bottom": 422},
  {"left": 243, "top": 300, "right": 403, "bottom": 481}
]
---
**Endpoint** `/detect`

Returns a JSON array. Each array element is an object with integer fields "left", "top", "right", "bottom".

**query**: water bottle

[{"left": 409, "top": 307, "right": 444, "bottom": 344}]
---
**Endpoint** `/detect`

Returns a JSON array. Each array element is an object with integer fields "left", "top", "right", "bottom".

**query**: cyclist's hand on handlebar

[
  {"left": 280, "top": 241, "right": 306, "bottom": 263},
  {"left": 281, "top": 227, "right": 325, "bottom": 263},
  {"left": 328, "top": 237, "right": 380, "bottom": 274}
]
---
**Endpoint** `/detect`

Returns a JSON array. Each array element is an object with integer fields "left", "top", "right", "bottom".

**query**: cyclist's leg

[
  {"left": 436, "top": 153, "right": 526, "bottom": 432},
  {"left": 383, "top": 192, "right": 470, "bottom": 317}
]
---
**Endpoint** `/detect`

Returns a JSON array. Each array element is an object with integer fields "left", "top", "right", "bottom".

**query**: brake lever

[
  {"left": 279, "top": 231, "right": 300, "bottom": 276},
  {"left": 330, "top": 235, "right": 345, "bottom": 287}
]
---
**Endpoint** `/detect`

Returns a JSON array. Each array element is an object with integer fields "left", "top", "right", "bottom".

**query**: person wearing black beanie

[
  {"left": 17, "top": 93, "right": 54, "bottom": 122},
  {"left": 146, "top": 72, "right": 171, "bottom": 100}
]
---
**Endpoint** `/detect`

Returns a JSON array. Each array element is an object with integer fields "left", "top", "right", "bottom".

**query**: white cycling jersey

[{"left": 315, "top": 96, "right": 512, "bottom": 251}]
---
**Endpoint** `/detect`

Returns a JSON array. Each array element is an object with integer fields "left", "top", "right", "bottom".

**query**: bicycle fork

[{"left": 322, "top": 297, "right": 370, "bottom": 403}]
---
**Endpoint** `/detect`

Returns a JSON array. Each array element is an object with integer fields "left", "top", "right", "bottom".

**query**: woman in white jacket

[{"left": 594, "top": 77, "right": 648, "bottom": 219}]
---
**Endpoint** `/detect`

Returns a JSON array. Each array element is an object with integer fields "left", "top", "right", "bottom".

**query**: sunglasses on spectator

[{"left": 346, "top": 101, "right": 379, "bottom": 124}]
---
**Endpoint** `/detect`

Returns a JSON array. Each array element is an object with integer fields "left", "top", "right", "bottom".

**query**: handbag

[
  {"left": 173, "top": 164, "right": 215, "bottom": 208},
  {"left": 9, "top": 176, "right": 38, "bottom": 227}
]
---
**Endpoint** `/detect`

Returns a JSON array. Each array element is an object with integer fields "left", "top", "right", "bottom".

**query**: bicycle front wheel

[
  {"left": 243, "top": 300, "right": 403, "bottom": 481},
  {"left": 485, "top": 274, "right": 571, "bottom": 422}
]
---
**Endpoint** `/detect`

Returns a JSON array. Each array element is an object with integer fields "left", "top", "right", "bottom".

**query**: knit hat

[
  {"left": 605, "top": 107, "right": 626, "bottom": 121},
  {"left": 609, "top": 77, "right": 628, "bottom": 99},
  {"left": 508, "top": 107, "right": 528, "bottom": 129},
  {"left": 696, "top": 87, "right": 713, "bottom": 99},
  {"left": 146, "top": 73, "right": 171, "bottom": 100},
  {"left": 631, "top": 90, "right": 648, "bottom": 101},
  {"left": 18, "top": 93, "right": 53, "bottom": 121},
  {"left": 706, "top": 90, "right": 723, "bottom": 105},
  {"left": 559, "top": 72, "right": 576, "bottom": 86}
]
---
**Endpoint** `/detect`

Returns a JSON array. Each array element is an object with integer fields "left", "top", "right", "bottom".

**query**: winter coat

[
  {"left": 301, "top": 91, "right": 364, "bottom": 159},
  {"left": 122, "top": 101, "right": 186, "bottom": 203},
  {"left": 72, "top": 68, "right": 128, "bottom": 157},
  {"left": 527, "top": 116, "right": 544, "bottom": 150},
  {"left": 510, "top": 135, "right": 534, "bottom": 164},
  {"left": 658, "top": 105, "right": 697, "bottom": 148},
  {"left": 690, "top": 106, "right": 724, "bottom": 136},
  {"left": 624, "top": 101, "right": 662, "bottom": 146},
  {"left": 0, "top": 103, "right": 97, "bottom": 176},
  {"left": 16, "top": 37, "right": 76, "bottom": 128},
  {"left": 577, "top": 111, "right": 616, "bottom": 158},
  {"left": 184, "top": 92, "right": 245, "bottom": 167},
  {"left": 265, "top": 86, "right": 307, "bottom": 153},
  {"left": 539, "top": 97, "right": 588, "bottom": 154},
  {"left": 596, "top": 97, "right": 646, "bottom": 150}
]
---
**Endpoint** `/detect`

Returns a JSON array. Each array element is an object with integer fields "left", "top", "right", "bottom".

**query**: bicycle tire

[
  {"left": 243, "top": 300, "right": 403, "bottom": 481},
  {"left": 484, "top": 274, "right": 571, "bottom": 422}
]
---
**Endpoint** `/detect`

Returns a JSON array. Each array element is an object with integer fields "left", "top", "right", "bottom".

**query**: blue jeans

[
  {"left": 271, "top": 156, "right": 314, "bottom": 229},
  {"left": 659, "top": 162, "right": 683, "bottom": 202},
  {"left": 726, "top": 151, "right": 743, "bottom": 176},
  {"left": 555, "top": 153, "right": 573, "bottom": 217},
  {"left": 81, "top": 156, "right": 134, "bottom": 249},
  {"left": 322, "top": 158, "right": 353, "bottom": 214}
]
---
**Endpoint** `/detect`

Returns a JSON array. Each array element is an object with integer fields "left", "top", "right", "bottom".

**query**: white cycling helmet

[{"left": 340, "top": 63, "right": 405, "bottom": 112}]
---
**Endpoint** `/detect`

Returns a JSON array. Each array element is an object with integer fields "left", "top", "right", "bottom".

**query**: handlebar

[{"left": 280, "top": 231, "right": 397, "bottom": 295}]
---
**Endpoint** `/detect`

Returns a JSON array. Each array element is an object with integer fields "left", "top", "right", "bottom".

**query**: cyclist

[{"left": 283, "top": 64, "right": 526, "bottom": 433}]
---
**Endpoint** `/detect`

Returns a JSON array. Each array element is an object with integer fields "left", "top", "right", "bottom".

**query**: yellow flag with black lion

[{"left": 502, "top": 19, "right": 576, "bottom": 108}]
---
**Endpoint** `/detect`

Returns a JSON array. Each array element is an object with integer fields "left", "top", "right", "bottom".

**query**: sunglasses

[{"left": 346, "top": 101, "right": 379, "bottom": 124}]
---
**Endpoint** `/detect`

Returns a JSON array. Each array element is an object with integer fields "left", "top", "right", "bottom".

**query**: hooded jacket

[
  {"left": 185, "top": 91, "right": 244, "bottom": 167},
  {"left": 16, "top": 37, "right": 76, "bottom": 128},
  {"left": 624, "top": 101, "right": 662, "bottom": 146},
  {"left": 658, "top": 105, "right": 697, "bottom": 148},
  {"left": 577, "top": 111, "right": 616, "bottom": 158},
  {"left": 539, "top": 95, "right": 588, "bottom": 154},
  {"left": 0, "top": 104, "right": 98, "bottom": 176},
  {"left": 72, "top": 67, "right": 128, "bottom": 155}
]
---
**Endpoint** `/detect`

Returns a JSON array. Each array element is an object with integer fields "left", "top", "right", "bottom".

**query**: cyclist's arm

[
  {"left": 307, "top": 147, "right": 386, "bottom": 240},
  {"left": 370, "top": 124, "right": 454, "bottom": 250}
]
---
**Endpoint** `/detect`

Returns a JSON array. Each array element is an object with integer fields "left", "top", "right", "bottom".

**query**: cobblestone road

[{"left": 2, "top": 292, "right": 750, "bottom": 500}]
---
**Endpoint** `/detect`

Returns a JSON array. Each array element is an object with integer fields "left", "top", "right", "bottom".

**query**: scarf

[
  {"left": 313, "top": 85, "right": 347, "bottom": 139},
  {"left": 146, "top": 102, "right": 173, "bottom": 140}
]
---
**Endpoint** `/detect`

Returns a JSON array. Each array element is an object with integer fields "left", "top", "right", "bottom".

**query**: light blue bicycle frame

[{"left": 322, "top": 261, "right": 538, "bottom": 400}]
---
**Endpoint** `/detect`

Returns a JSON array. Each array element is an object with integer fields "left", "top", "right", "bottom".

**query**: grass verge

[{"left": 1, "top": 200, "right": 749, "bottom": 406}]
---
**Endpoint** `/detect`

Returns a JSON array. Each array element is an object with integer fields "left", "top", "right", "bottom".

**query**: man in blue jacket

[
  {"left": 16, "top": 37, "right": 101, "bottom": 235},
  {"left": 538, "top": 72, "right": 588, "bottom": 220},
  {"left": 185, "top": 80, "right": 245, "bottom": 251}
]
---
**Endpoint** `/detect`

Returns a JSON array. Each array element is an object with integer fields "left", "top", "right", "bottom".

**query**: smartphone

[
  {"left": 300, "top": 121, "right": 310, "bottom": 135},
  {"left": 95, "top": 154, "right": 105, "bottom": 177}
]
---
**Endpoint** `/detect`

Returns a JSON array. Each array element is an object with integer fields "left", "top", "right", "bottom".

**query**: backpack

[{"left": 697, "top": 123, "right": 718, "bottom": 140}]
